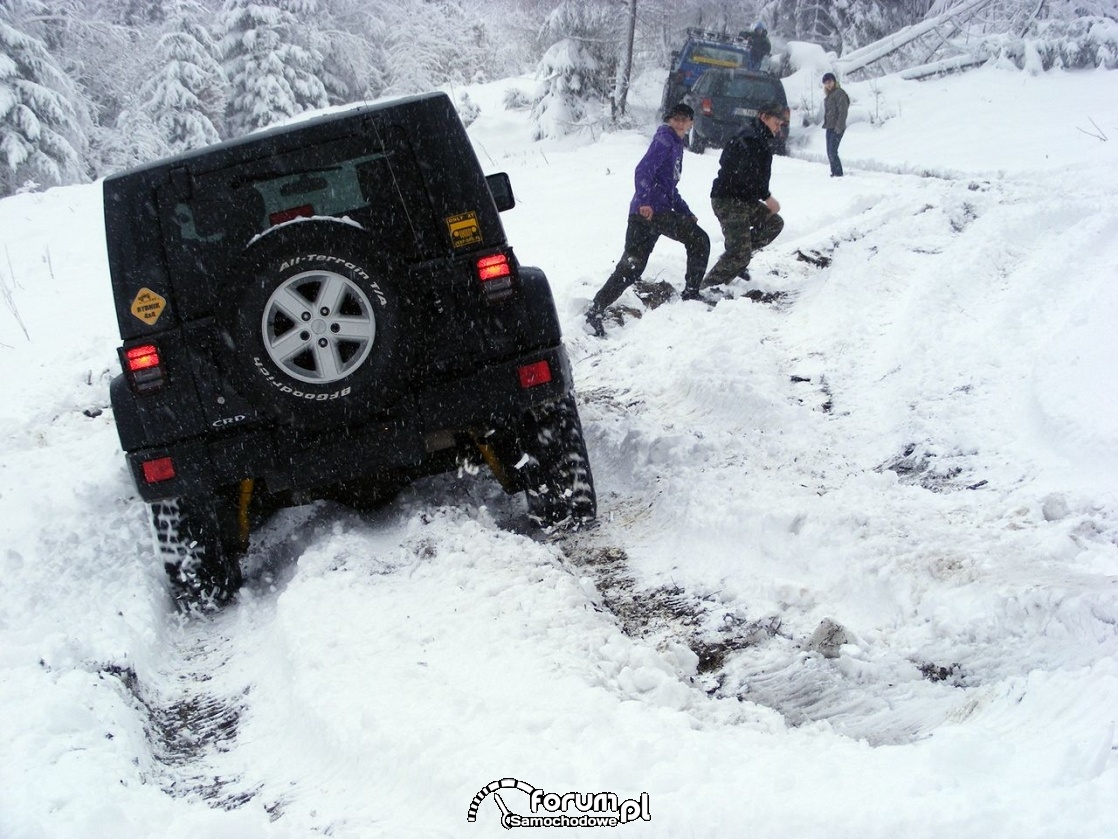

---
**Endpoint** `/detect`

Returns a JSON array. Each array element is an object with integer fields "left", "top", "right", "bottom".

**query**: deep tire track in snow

[
  {"left": 99, "top": 631, "right": 262, "bottom": 810},
  {"left": 556, "top": 206, "right": 1010, "bottom": 744},
  {"left": 96, "top": 505, "right": 339, "bottom": 817}
]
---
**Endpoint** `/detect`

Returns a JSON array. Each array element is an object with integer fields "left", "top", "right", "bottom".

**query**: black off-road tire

[
  {"left": 151, "top": 495, "right": 243, "bottom": 612},
  {"left": 662, "top": 82, "right": 687, "bottom": 115},
  {"left": 522, "top": 394, "right": 597, "bottom": 528},
  {"left": 227, "top": 224, "right": 400, "bottom": 423},
  {"left": 688, "top": 129, "right": 707, "bottom": 155}
]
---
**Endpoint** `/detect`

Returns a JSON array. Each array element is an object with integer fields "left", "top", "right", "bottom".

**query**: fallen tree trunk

[
  {"left": 897, "top": 52, "right": 990, "bottom": 80},
  {"left": 836, "top": 0, "right": 995, "bottom": 76}
]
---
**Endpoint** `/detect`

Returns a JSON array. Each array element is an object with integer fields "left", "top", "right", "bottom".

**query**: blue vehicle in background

[{"left": 661, "top": 28, "right": 752, "bottom": 113}]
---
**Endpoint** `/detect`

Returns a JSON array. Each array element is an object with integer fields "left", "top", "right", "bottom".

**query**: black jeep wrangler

[{"left": 105, "top": 92, "right": 596, "bottom": 610}]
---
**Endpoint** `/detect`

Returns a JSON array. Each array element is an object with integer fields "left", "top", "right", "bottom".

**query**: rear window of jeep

[{"left": 158, "top": 127, "right": 438, "bottom": 266}]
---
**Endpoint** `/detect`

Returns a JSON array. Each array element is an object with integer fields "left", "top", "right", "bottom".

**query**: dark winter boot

[{"left": 585, "top": 305, "right": 606, "bottom": 337}]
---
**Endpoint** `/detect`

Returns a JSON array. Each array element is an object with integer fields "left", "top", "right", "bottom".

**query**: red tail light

[
  {"left": 701, "top": 97, "right": 713, "bottom": 116},
  {"left": 475, "top": 252, "right": 515, "bottom": 302},
  {"left": 518, "top": 360, "right": 552, "bottom": 389},
  {"left": 124, "top": 343, "right": 166, "bottom": 393},
  {"left": 477, "top": 253, "right": 511, "bottom": 280},
  {"left": 141, "top": 456, "right": 176, "bottom": 484}
]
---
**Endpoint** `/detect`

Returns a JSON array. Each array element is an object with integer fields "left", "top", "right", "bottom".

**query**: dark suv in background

[
  {"left": 684, "top": 68, "right": 790, "bottom": 155},
  {"left": 105, "top": 92, "right": 596, "bottom": 610}
]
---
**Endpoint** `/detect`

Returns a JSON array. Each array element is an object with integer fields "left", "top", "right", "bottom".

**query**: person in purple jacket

[{"left": 585, "top": 103, "right": 710, "bottom": 336}]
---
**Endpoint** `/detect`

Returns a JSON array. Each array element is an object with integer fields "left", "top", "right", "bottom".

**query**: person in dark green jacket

[
  {"left": 699, "top": 102, "right": 786, "bottom": 289},
  {"left": 822, "top": 72, "right": 851, "bottom": 177}
]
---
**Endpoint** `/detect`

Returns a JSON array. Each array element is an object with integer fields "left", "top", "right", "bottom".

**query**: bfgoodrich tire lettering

[{"left": 229, "top": 225, "right": 399, "bottom": 420}]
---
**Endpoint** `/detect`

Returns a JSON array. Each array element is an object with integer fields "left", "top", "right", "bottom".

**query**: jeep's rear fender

[
  {"left": 110, "top": 329, "right": 210, "bottom": 452},
  {"left": 515, "top": 267, "right": 562, "bottom": 346}
]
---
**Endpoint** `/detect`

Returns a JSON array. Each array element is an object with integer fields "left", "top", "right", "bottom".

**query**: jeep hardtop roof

[
  {"left": 105, "top": 92, "right": 450, "bottom": 180},
  {"left": 676, "top": 28, "right": 750, "bottom": 66}
]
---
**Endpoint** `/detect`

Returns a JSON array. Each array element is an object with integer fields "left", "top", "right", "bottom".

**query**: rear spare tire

[{"left": 227, "top": 224, "right": 401, "bottom": 422}]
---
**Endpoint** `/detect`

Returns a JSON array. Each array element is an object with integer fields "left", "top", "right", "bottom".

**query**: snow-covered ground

[{"left": 2, "top": 63, "right": 1117, "bottom": 838}]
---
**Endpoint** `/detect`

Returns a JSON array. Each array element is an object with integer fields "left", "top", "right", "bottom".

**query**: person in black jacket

[
  {"left": 698, "top": 102, "right": 786, "bottom": 290},
  {"left": 746, "top": 23, "right": 771, "bottom": 72}
]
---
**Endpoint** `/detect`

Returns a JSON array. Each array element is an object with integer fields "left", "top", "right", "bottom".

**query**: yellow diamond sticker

[
  {"left": 446, "top": 212, "right": 482, "bottom": 248},
  {"left": 130, "top": 287, "right": 167, "bottom": 326}
]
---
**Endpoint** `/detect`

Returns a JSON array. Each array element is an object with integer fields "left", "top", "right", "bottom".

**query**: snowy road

[{"left": 2, "top": 66, "right": 1118, "bottom": 837}]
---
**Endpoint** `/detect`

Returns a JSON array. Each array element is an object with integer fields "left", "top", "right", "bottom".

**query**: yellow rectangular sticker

[
  {"left": 447, "top": 212, "right": 482, "bottom": 248},
  {"left": 694, "top": 56, "right": 743, "bottom": 68}
]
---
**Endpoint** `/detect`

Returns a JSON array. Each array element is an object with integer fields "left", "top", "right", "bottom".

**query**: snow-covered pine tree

[
  {"left": 139, "top": 0, "right": 228, "bottom": 155},
  {"left": 379, "top": 0, "right": 510, "bottom": 95},
  {"left": 219, "top": 0, "right": 329, "bottom": 137},
  {"left": 530, "top": 1, "right": 623, "bottom": 140},
  {"left": 0, "top": 8, "right": 86, "bottom": 196},
  {"left": 307, "top": 0, "right": 388, "bottom": 105},
  {"left": 121, "top": 0, "right": 170, "bottom": 26},
  {"left": 95, "top": 106, "right": 167, "bottom": 175},
  {"left": 973, "top": 0, "right": 1118, "bottom": 70}
]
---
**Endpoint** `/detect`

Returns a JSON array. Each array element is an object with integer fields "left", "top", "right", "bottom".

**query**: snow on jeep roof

[{"left": 103, "top": 92, "right": 454, "bottom": 181}]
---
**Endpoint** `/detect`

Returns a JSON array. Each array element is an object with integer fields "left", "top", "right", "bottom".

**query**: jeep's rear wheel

[
  {"left": 228, "top": 225, "right": 400, "bottom": 422},
  {"left": 522, "top": 394, "right": 597, "bottom": 527},
  {"left": 688, "top": 128, "right": 707, "bottom": 154},
  {"left": 151, "top": 495, "right": 243, "bottom": 612}
]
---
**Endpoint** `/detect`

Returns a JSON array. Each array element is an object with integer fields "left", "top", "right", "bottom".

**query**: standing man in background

[
  {"left": 822, "top": 72, "right": 850, "bottom": 177},
  {"left": 586, "top": 103, "right": 710, "bottom": 335}
]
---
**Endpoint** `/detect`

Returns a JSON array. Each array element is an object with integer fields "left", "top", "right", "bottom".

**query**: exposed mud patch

[
  {"left": 790, "top": 373, "right": 834, "bottom": 414},
  {"left": 794, "top": 248, "right": 832, "bottom": 268},
  {"left": 545, "top": 530, "right": 973, "bottom": 746},
  {"left": 879, "top": 443, "right": 987, "bottom": 492}
]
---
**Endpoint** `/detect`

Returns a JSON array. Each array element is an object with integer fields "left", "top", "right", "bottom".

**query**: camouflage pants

[{"left": 702, "top": 198, "right": 784, "bottom": 287}]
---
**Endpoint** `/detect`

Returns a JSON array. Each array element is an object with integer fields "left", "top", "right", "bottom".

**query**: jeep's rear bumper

[{"left": 121, "top": 345, "right": 575, "bottom": 502}]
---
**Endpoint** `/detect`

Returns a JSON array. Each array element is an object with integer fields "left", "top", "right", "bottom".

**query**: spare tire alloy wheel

[{"left": 261, "top": 269, "right": 375, "bottom": 385}]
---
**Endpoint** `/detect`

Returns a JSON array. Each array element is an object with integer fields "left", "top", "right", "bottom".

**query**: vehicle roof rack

[{"left": 685, "top": 27, "right": 750, "bottom": 46}]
